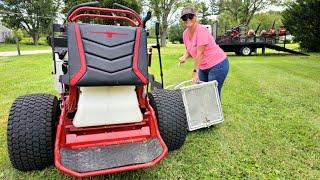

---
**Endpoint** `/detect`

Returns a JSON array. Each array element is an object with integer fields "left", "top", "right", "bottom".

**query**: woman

[{"left": 178, "top": 7, "right": 229, "bottom": 97}]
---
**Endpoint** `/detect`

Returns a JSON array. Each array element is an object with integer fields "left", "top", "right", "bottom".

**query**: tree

[
  {"left": 217, "top": 11, "right": 237, "bottom": 35},
  {"left": 0, "top": 0, "right": 62, "bottom": 45},
  {"left": 217, "top": 11, "right": 283, "bottom": 36},
  {"left": 168, "top": 22, "right": 184, "bottom": 44},
  {"left": 180, "top": 1, "right": 212, "bottom": 24},
  {"left": 219, "top": 0, "right": 279, "bottom": 25},
  {"left": 282, "top": 0, "right": 320, "bottom": 52},
  {"left": 149, "top": 0, "right": 183, "bottom": 47},
  {"left": 198, "top": 2, "right": 212, "bottom": 25},
  {"left": 209, "top": 0, "right": 220, "bottom": 15},
  {"left": 249, "top": 11, "right": 283, "bottom": 33}
]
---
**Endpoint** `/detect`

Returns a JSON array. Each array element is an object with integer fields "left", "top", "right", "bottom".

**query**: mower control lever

[
  {"left": 67, "top": 1, "right": 99, "bottom": 18},
  {"left": 154, "top": 22, "right": 164, "bottom": 88},
  {"left": 155, "top": 22, "right": 160, "bottom": 36}
]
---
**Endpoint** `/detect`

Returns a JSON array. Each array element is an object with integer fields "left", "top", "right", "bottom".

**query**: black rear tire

[
  {"left": 148, "top": 89, "right": 188, "bottom": 151},
  {"left": 7, "top": 94, "right": 60, "bottom": 171}
]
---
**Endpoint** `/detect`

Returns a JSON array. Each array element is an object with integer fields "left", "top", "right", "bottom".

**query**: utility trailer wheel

[
  {"left": 240, "top": 46, "right": 252, "bottom": 56},
  {"left": 148, "top": 89, "right": 188, "bottom": 151},
  {"left": 7, "top": 94, "right": 60, "bottom": 171}
]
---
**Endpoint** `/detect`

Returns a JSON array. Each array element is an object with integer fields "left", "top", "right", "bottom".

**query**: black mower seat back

[{"left": 62, "top": 23, "right": 148, "bottom": 86}]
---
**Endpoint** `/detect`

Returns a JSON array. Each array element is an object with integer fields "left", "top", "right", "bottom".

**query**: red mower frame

[
  {"left": 54, "top": 5, "right": 168, "bottom": 178},
  {"left": 7, "top": 2, "right": 188, "bottom": 178},
  {"left": 55, "top": 89, "right": 168, "bottom": 177}
]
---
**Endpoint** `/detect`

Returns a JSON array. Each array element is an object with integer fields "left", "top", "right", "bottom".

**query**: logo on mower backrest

[{"left": 91, "top": 31, "right": 128, "bottom": 38}]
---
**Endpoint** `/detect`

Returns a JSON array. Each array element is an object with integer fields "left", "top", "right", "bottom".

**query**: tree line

[{"left": 0, "top": 0, "right": 318, "bottom": 52}]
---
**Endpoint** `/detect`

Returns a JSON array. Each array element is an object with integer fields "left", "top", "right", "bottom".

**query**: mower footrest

[{"left": 60, "top": 138, "right": 163, "bottom": 173}]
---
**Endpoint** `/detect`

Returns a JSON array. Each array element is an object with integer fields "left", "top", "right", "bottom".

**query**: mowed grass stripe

[
  {"left": 151, "top": 53, "right": 319, "bottom": 178},
  {"left": 0, "top": 55, "right": 56, "bottom": 178},
  {"left": 223, "top": 61, "right": 319, "bottom": 178},
  {"left": 0, "top": 55, "right": 55, "bottom": 121},
  {"left": 230, "top": 59, "right": 320, "bottom": 124},
  {"left": 266, "top": 60, "right": 320, "bottom": 84},
  {"left": 0, "top": 45, "right": 319, "bottom": 179}
]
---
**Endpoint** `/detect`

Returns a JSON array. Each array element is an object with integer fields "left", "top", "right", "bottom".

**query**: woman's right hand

[{"left": 179, "top": 56, "right": 186, "bottom": 64}]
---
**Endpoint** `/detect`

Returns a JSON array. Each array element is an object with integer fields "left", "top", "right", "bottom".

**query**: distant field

[
  {"left": 0, "top": 43, "right": 50, "bottom": 52},
  {"left": 0, "top": 38, "right": 155, "bottom": 52},
  {"left": 0, "top": 39, "right": 302, "bottom": 55},
  {"left": 0, "top": 44, "right": 319, "bottom": 179}
]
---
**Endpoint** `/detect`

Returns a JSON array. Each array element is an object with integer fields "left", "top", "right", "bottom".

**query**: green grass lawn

[
  {"left": 0, "top": 43, "right": 50, "bottom": 52},
  {"left": 0, "top": 44, "right": 319, "bottom": 179}
]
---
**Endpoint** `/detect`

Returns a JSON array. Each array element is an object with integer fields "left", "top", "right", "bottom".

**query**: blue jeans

[{"left": 198, "top": 58, "right": 229, "bottom": 97}]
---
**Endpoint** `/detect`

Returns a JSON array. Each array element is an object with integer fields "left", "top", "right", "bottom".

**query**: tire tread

[
  {"left": 148, "top": 89, "right": 188, "bottom": 151},
  {"left": 7, "top": 94, "right": 59, "bottom": 171}
]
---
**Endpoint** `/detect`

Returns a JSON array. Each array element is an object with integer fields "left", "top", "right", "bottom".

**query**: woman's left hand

[{"left": 192, "top": 71, "right": 199, "bottom": 83}]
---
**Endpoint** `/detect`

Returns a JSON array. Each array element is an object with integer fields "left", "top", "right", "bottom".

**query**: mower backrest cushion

[{"left": 62, "top": 23, "right": 148, "bottom": 86}]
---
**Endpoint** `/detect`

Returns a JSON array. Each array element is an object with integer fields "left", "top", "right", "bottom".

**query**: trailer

[
  {"left": 216, "top": 36, "right": 308, "bottom": 56},
  {"left": 212, "top": 22, "right": 308, "bottom": 56}
]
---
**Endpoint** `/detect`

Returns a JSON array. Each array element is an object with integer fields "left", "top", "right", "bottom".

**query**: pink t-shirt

[{"left": 183, "top": 24, "right": 227, "bottom": 70}]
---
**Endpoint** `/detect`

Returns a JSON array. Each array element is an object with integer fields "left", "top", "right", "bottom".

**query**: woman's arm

[
  {"left": 192, "top": 45, "right": 205, "bottom": 83},
  {"left": 179, "top": 50, "right": 190, "bottom": 63},
  {"left": 194, "top": 45, "right": 205, "bottom": 70}
]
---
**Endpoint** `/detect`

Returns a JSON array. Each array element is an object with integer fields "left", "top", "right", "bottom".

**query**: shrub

[
  {"left": 13, "top": 29, "right": 24, "bottom": 41},
  {"left": 282, "top": 0, "right": 320, "bottom": 52},
  {"left": 4, "top": 36, "right": 16, "bottom": 44},
  {"left": 20, "top": 37, "right": 48, "bottom": 45},
  {"left": 168, "top": 23, "right": 184, "bottom": 44}
]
